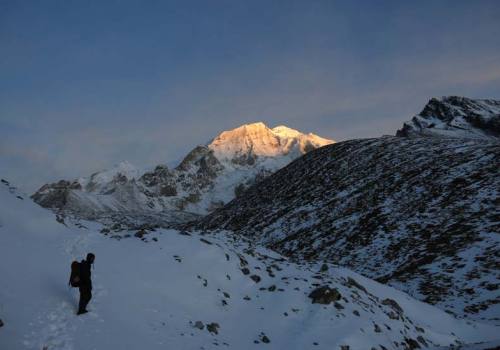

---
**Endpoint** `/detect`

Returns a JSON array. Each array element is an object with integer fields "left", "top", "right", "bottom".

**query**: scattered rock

[
  {"left": 207, "top": 322, "right": 220, "bottom": 335},
  {"left": 320, "top": 263, "right": 328, "bottom": 272},
  {"left": 241, "top": 267, "right": 250, "bottom": 275},
  {"left": 405, "top": 337, "right": 421, "bottom": 349},
  {"left": 416, "top": 336, "right": 427, "bottom": 347},
  {"left": 308, "top": 286, "right": 341, "bottom": 305},
  {"left": 334, "top": 302, "right": 344, "bottom": 310},
  {"left": 250, "top": 274, "right": 261, "bottom": 283},
  {"left": 193, "top": 321, "right": 204, "bottom": 330},
  {"left": 346, "top": 277, "right": 367, "bottom": 293},
  {"left": 381, "top": 298, "right": 403, "bottom": 314},
  {"left": 259, "top": 333, "right": 270, "bottom": 344},
  {"left": 268, "top": 285, "right": 276, "bottom": 292},
  {"left": 200, "top": 238, "right": 213, "bottom": 245},
  {"left": 134, "top": 229, "right": 147, "bottom": 238}
]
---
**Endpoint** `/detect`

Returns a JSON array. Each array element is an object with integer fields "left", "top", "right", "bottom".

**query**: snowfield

[{"left": 1, "top": 181, "right": 499, "bottom": 350}]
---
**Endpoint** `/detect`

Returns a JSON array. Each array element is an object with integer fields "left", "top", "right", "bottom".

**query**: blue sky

[{"left": 1, "top": 0, "right": 499, "bottom": 190}]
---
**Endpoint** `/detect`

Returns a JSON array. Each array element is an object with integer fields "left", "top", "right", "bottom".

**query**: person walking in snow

[{"left": 77, "top": 253, "right": 95, "bottom": 315}]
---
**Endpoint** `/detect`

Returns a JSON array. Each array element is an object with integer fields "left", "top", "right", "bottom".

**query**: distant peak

[
  {"left": 207, "top": 121, "right": 334, "bottom": 162},
  {"left": 271, "top": 125, "right": 302, "bottom": 138},
  {"left": 396, "top": 96, "right": 500, "bottom": 139},
  {"left": 114, "top": 160, "right": 136, "bottom": 170},
  {"left": 243, "top": 121, "right": 267, "bottom": 129}
]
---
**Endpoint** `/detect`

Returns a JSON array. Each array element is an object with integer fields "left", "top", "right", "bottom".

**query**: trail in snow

[{"left": 23, "top": 230, "right": 95, "bottom": 350}]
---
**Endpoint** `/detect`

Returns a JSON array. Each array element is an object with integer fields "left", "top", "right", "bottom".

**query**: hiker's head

[{"left": 86, "top": 253, "right": 95, "bottom": 264}]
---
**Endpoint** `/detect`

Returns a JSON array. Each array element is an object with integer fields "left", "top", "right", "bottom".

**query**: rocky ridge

[
  {"left": 195, "top": 136, "right": 500, "bottom": 323},
  {"left": 396, "top": 96, "right": 500, "bottom": 140}
]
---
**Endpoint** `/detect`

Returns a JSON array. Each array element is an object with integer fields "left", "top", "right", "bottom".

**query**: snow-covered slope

[
  {"left": 31, "top": 123, "right": 333, "bottom": 227},
  {"left": 396, "top": 96, "right": 500, "bottom": 139},
  {"left": 195, "top": 136, "right": 500, "bottom": 324},
  {"left": 1, "top": 179, "right": 499, "bottom": 350}
]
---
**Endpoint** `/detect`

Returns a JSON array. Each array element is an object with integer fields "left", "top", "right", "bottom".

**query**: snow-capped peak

[
  {"left": 208, "top": 122, "right": 334, "bottom": 163},
  {"left": 32, "top": 122, "right": 334, "bottom": 221},
  {"left": 271, "top": 125, "right": 302, "bottom": 138}
]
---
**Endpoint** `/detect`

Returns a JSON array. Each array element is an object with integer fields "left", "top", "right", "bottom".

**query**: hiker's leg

[
  {"left": 78, "top": 288, "right": 91, "bottom": 313},
  {"left": 78, "top": 289, "right": 86, "bottom": 313}
]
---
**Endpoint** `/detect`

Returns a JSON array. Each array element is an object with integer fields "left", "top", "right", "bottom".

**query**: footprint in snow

[{"left": 24, "top": 301, "right": 76, "bottom": 350}]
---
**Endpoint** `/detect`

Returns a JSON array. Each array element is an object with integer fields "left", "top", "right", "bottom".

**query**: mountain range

[{"left": 31, "top": 123, "right": 333, "bottom": 227}]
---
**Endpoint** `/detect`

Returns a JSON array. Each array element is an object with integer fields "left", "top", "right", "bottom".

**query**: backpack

[{"left": 69, "top": 261, "right": 81, "bottom": 287}]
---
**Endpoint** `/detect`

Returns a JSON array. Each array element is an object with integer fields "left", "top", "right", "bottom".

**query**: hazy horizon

[{"left": 1, "top": 1, "right": 499, "bottom": 191}]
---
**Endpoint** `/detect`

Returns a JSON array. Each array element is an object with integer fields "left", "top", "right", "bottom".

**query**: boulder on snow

[
  {"left": 261, "top": 334, "right": 270, "bottom": 343},
  {"left": 381, "top": 298, "right": 404, "bottom": 315},
  {"left": 134, "top": 229, "right": 147, "bottom": 238},
  {"left": 308, "top": 286, "right": 341, "bottom": 304},
  {"left": 346, "top": 277, "right": 367, "bottom": 293},
  {"left": 207, "top": 322, "right": 220, "bottom": 335},
  {"left": 250, "top": 274, "right": 261, "bottom": 283},
  {"left": 193, "top": 321, "right": 204, "bottom": 330}
]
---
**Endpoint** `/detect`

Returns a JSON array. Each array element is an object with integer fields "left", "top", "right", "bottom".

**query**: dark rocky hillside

[{"left": 194, "top": 136, "right": 500, "bottom": 323}]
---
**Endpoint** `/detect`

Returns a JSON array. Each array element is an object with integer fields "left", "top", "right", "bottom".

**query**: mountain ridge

[
  {"left": 396, "top": 96, "right": 500, "bottom": 139},
  {"left": 31, "top": 122, "right": 333, "bottom": 227}
]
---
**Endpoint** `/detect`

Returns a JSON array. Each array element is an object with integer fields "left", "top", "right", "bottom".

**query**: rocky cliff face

[
  {"left": 31, "top": 122, "right": 333, "bottom": 227},
  {"left": 396, "top": 96, "right": 500, "bottom": 139},
  {"left": 195, "top": 136, "right": 500, "bottom": 323}
]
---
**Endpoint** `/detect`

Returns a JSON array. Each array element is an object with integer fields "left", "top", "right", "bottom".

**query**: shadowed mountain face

[
  {"left": 396, "top": 96, "right": 500, "bottom": 139},
  {"left": 31, "top": 123, "right": 333, "bottom": 227},
  {"left": 195, "top": 136, "right": 500, "bottom": 323}
]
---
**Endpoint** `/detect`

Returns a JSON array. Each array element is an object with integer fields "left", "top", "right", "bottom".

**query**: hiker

[{"left": 71, "top": 253, "right": 95, "bottom": 315}]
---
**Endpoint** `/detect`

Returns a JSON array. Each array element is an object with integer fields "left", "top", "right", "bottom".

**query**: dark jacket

[{"left": 79, "top": 260, "right": 92, "bottom": 290}]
